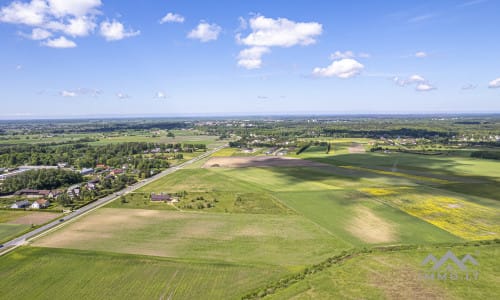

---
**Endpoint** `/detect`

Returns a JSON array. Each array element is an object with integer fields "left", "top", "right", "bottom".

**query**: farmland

[{"left": 1, "top": 116, "right": 499, "bottom": 299}]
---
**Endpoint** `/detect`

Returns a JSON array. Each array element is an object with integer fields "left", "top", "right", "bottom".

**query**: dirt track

[{"left": 202, "top": 156, "right": 329, "bottom": 168}]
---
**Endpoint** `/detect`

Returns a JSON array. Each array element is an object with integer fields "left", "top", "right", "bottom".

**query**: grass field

[
  {"left": 4, "top": 137, "right": 500, "bottom": 299},
  {"left": 276, "top": 190, "right": 462, "bottom": 246},
  {"left": 0, "top": 247, "right": 289, "bottom": 300},
  {"left": 0, "top": 223, "right": 30, "bottom": 243},
  {"left": 33, "top": 208, "right": 347, "bottom": 267},
  {"left": 266, "top": 243, "right": 499, "bottom": 300}
]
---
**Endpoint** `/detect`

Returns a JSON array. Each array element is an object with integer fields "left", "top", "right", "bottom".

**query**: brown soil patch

[
  {"left": 348, "top": 142, "right": 366, "bottom": 153},
  {"left": 347, "top": 206, "right": 397, "bottom": 243},
  {"left": 8, "top": 212, "right": 60, "bottom": 225},
  {"left": 202, "top": 156, "right": 328, "bottom": 168}
]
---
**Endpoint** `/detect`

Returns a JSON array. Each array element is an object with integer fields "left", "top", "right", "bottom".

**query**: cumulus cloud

[
  {"left": 237, "top": 46, "right": 270, "bottom": 69},
  {"left": 236, "top": 15, "right": 322, "bottom": 69},
  {"left": 28, "top": 27, "right": 52, "bottom": 39},
  {"left": 1, "top": 0, "right": 137, "bottom": 46},
  {"left": 489, "top": 77, "right": 500, "bottom": 88},
  {"left": 312, "top": 58, "right": 364, "bottom": 79},
  {"left": 416, "top": 83, "right": 436, "bottom": 91},
  {"left": 116, "top": 92, "right": 130, "bottom": 99},
  {"left": 100, "top": 20, "right": 139, "bottom": 41},
  {"left": 415, "top": 51, "right": 427, "bottom": 58},
  {"left": 0, "top": 0, "right": 48, "bottom": 26},
  {"left": 393, "top": 74, "right": 436, "bottom": 91},
  {"left": 42, "top": 36, "right": 76, "bottom": 48},
  {"left": 237, "top": 15, "right": 322, "bottom": 48},
  {"left": 461, "top": 83, "right": 477, "bottom": 90},
  {"left": 155, "top": 91, "right": 168, "bottom": 99},
  {"left": 159, "top": 12, "right": 184, "bottom": 24},
  {"left": 187, "top": 21, "right": 221, "bottom": 42},
  {"left": 60, "top": 90, "right": 76, "bottom": 97}
]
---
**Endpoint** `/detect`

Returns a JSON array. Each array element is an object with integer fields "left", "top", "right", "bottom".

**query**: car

[{"left": 59, "top": 218, "right": 64, "bottom": 222}]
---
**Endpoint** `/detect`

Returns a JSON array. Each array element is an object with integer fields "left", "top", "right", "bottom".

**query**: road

[{"left": 1, "top": 144, "right": 226, "bottom": 253}]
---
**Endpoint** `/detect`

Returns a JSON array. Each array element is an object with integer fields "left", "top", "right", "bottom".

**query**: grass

[
  {"left": 33, "top": 208, "right": 347, "bottom": 267},
  {"left": 370, "top": 188, "right": 500, "bottom": 240},
  {"left": 0, "top": 223, "right": 30, "bottom": 243},
  {"left": 266, "top": 243, "right": 500, "bottom": 300},
  {"left": 0, "top": 247, "right": 289, "bottom": 300},
  {"left": 275, "top": 190, "right": 461, "bottom": 246}
]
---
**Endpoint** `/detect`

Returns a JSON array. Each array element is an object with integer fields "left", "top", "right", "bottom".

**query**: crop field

[
  {"left": 266, "top": 243, "right": 499, "bottom": 300},
  {"left": 33, "top": 208, "right": 346, "bottom": 267},
  {"left": 4, "top": 137, "right": 500, "bottom": 299},
  {"left": 0, "top": 247, "right": 288, "bottom": 300},
  {"left": 0, "top": 210, "right": 60, "bottom": 242}
]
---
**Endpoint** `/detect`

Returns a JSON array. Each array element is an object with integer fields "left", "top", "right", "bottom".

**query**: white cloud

[
  {"left": 393, "top": 74, "right": 436, "bottom": 91},
  {"left": 187, "top": 22, "right": 221, "bottom": 42},
  {"left": 358, "top": 52, "right": 371, "bottom": 58},
  {"left": 0, "top": 0, "right": 48, "bottom": 26},
  {"left": 1, "top": 0, "right": 138, "bottom": 46},
  {"left": 489, "top": 77, "right": 500, "bottom": 88},
  {"left": 155, "top": 91, "right": 168, "bottom": 99},
  {"left": 236, "top": 15, "right": 322, "bottom": 69},
  {"left": 100, "top": 20, "right": 139, "bottom": 41},
  {"left": 29, "top": 27, "right": 52, "bottom": 39},
  {"left": 237, "top": 46, "right": 270, "bottom": 69},
  {"left": 116, "top": 92, "right": 130, "bottom": 99},
  {"left": 330, "top": 50, "right": 355, "bottom": 60},
  {"left": 416, "top": 83, "right": 436, "bottom": 92},
  {"left": 42, "top": 36, "right": 76, "bottom": 48},
  {"left": 237, "top": 15, "right": 322, "bottom": 48},
  {"left": 60, "top": 90, "right": 76, "bottom": 97},
  {"left": 415, "top": 51, "right": 427, "bottom": 58},
  {"left": 408, "top": 14, "right": 436, "bottom": 23},
  {"left": 393, "top": 74, "right": 426, "bottom": 86},
  {"left": 16, "top": 64, "right": 22, "bottom": 70},
  {"left": 47, "top": 0, "right": 101, "bottom": 17},
  {"left": 63, "top": 16, "right": 96, "bottom": 36},
  {"left": 312, "top": 58, "right": 364, "bottom": 79},
  {"left": 461, "top": 83, "right": 477, "bottom": 90},
  {"left": 159, "top": 12, "right": 184, "bottom": 24},
  {"left": 59, "top": 88, "right": 101, "bottom": 97}
]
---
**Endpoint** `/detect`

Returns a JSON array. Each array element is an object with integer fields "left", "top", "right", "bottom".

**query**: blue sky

[{"left": 0, "top": 0, "right": 499, "bottom": 118}]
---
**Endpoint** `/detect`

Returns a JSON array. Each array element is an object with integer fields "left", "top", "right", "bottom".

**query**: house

[
  {"left": 48, "top": 189, "right": 64, "bottom": 199},
  {"left": 80, "top": 168, "right": 94, "bottom": 175},
  {"left": 96, "top": 164, "right": 107, "bottom": 169},
  {"left": 57, "top": 162, "right": 68, "bottom": 168},
  {"left": 86, "top": 178, "right": 99, "bottom": 190},
  {"left": 10, "top": 200, "right": 31, "bottom": 209},
  {"left": 111, "top": 169, "right": 123, "bottom": 175},
  {"left": 14, "top": 189, "right": 50, "bottom": 198},
  {"left": 150, "top": 193, "right": 172, "bottom": 202},
  {"left": 31, "top": 199, "right": 50, "bottom": 209}
]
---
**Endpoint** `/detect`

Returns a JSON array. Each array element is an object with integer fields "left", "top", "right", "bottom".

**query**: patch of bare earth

[
  {"left": 368, "top": 256, "right": 449, "bottom": 299},
  {"left": 348, "top": 143, "right": 366, "bottom": 153},
  {"left": 202, "top": 156, "right": 329, "bottom": 168},
  {"left": 8, "top": 212, "right": 60, "bottom": 225},
  {"left": 347, "top": 206, "right": 397, "bottom": 243}
]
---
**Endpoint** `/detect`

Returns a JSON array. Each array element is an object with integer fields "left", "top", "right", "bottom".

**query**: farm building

[
  {"left": 31, "top": 199, "right": 50, "bottom": 209},
  {"left": 14, "top": 189, "right": 51, "bottom": 198},
  {"left": 10, "top": 200, "right": 31, "bottom": 209},
  {"left": 150, "top": 193, "right": 172, "bottom": 202}
]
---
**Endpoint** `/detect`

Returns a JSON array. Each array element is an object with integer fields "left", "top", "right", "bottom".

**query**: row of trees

[
  {"left": 0, "top": 142, "right": 190, "bottom": 168},
  {"left": 0, "top": 169, "right": 82, "bottom": 194}
]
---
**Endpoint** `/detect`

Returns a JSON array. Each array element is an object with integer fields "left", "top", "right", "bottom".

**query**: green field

[
  {"left": 33, "top": 208, "right": 347, "bottom": 267},
  {"left": 266, "top": 243, "right": 499, "bottom": 300},
  {"left": 3, "top": 137, "right": 500, "bottom": 299},
  {"left": 0, "top": 247, "right": 288, "bottom": 300},
  {"left": 0, "top": 223, "right": 30, "bottom": 243}
]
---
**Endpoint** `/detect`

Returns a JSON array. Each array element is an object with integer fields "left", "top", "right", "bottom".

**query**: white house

[{"left": 31, "top": 199, "right": 50, "bottom": 209}]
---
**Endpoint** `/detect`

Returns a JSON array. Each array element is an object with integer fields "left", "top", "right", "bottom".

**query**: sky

[{"left": 0, "top": 0, "right": 499, "bottom": 118}]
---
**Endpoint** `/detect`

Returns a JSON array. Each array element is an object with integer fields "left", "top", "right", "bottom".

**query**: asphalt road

[{"left": 1, "top": 144, "right": 226, "bottom": 252}]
